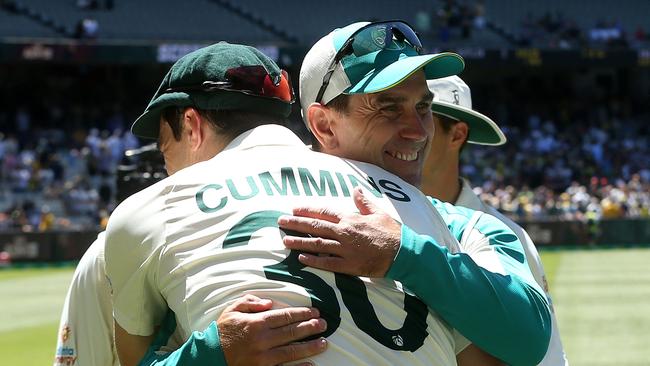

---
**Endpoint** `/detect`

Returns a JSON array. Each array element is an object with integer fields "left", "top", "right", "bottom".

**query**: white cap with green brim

[
  {"left": 428, "top": 76, "right": 506, "bottom": 146},
  {"left": 300, "top": 21, "right": 465, "bottom": 129}
]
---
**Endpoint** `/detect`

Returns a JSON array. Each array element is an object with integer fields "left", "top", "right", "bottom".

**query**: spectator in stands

[
  {"left": 75, "top": 18, "right": 100, "bottom": 39},
  {"left": 77, "top": 0, "right": 99, "bottom": 10},
  {"left": 414, "top": 9, "right": 432, "bottom": 37},
  {"left": 472, "top": 0, "right": 486, "bottom": 29}
]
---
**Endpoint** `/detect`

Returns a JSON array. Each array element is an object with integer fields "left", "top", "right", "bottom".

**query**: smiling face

[{"left": 323, "top": 71, "right": 434, "bottom": 187}]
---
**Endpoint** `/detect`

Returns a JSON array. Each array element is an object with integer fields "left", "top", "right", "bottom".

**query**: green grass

[
  {"left": 0, "top": 323, "right": 62, "bottom": 365},
  {"left": 1, "top": 249, "right": 649, "bottom": 365},
  {"left": 540, "top": 247, "right": 650, "bottom": 366},
  {"left": 0, "top": 267, "right": 74, "bottom": 365},
  {"left": 538, "top": 250, "right": 562, "bottom": 287}
]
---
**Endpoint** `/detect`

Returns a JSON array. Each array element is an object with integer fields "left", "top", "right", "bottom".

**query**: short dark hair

[
  {"left": 436, "top": 114, "right": 459, "bottom": 134},
  {"left": 161, "top": 107, "right": 287, "bottom": 142},
  {"left": 435, "top": 114, "right": 469, "bottom": 151},
  {"left": 310, "top": 94, "right": 351, "bottom": 150}
]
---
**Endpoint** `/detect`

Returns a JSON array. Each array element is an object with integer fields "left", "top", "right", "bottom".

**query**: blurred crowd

[
  {"left": 0, "top": 107, "right": 138, "bottom": 232},
  {"left": 413, "top": 0, "right": 648, "bottom": 49},
  {"left": 517, "top": 14, "right": 637, "bottom": 49},
  {"left": 415, "top": 0, "right": 487, "bottom": 42},
  {"left": 473, "top": 175, "right": 649, "bottom": 222},
  {"left": 462, "top": 98, "right": 650, "bottom": 221},
  {"left": 0, "top": 61, "right": 649, "bottom": 232},
  {"left": 1, "top": 101, "right": 648, "bottom": 232}
]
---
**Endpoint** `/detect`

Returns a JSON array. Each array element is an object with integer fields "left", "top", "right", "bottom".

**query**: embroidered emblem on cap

[{"left": 371, "top": 27, "right": 388, "bottom": 48}]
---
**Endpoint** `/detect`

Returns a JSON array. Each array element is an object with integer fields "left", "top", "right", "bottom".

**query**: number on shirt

[{"left": 223, "top": 210, "right": 428, "bottom": 351}]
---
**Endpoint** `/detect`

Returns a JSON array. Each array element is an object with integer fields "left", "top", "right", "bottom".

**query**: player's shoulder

[
  {"left": 485, "top": 206, "right": 522, "bottom": 230},
  {"left": 112, "top": 177, "right": 170, "bottom": 218},
  {"left": 106, "top": 177, "right": 172, "bottom": 249},
  {"left": 428, "top": 197, "right": 477, "bottom": 220},
  {"left": 69, "top": 232, "right": 107, "bottom": 291}
]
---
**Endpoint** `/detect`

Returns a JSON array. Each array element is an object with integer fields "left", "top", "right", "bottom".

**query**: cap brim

[
  {"left": 131, "top": 108, "right": 162, "bottom": 140},
  {"left": 431, "top": 101, "right": 506, "bottom": 145},
  {"left": 131, "top": 90, "right": 293, "bottom": 140},
  {"left": 131, "top": 92, "right": 192, "bottom": 139},
  {"left": 347, "top": 52, "right": 465, "bottom": 94}
]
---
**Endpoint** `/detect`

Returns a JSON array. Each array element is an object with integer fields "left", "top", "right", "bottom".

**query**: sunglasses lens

[
  {"left": 261, "top": 70, "right": 293, "bottom": 102},
  {"left": 391, "top": 22, "right": 422, "bottom": 50},
  {"left": 350, "top": 22, "right": 422, "bottom": 57},
  {"left": 315, "top": 21, "right": 422, "bottom": 104},
  {"left": 225, "top": 66, "right": 294, "bottom": 102}
]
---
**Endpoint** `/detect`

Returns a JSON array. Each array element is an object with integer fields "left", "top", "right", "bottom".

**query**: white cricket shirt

[{"left": 106, "top": 125, "right": 466, "bottom": 366}]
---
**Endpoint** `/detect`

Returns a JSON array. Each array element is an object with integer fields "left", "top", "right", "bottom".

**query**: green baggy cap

[{"left": 132, "top": 42, "right": 293, "bottom": 139}]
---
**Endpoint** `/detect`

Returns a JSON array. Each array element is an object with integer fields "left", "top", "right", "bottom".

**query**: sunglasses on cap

[
  {"left": 315, "top": 20, "right": 424, "bottom": 104},
  {"left": 164, "top": 65, "right": 294, "bottom": 103}
]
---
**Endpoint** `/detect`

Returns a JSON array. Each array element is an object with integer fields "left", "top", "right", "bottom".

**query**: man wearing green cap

[
  {"left": 276, "top": 21, "right": 552, "bottom": 365},
  {"left": 105, "top": 40, "right": 492, "bottom": 366}
]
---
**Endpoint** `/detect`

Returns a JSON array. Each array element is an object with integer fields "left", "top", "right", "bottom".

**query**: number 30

[{"left": 223, "top": 211, "right": 428, "bottom": 351}]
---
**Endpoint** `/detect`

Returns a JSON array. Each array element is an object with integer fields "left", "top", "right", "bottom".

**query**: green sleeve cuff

[
  {"left": 386, "top": 224, "right": 428, "bottom": 281},
  {"left": 139, "top": 320, "right": 227, "bottom": 366}
]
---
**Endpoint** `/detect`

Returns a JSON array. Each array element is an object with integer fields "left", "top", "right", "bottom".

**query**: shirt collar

[
  {"left": 455, "top": 178, "right": 486, "bottom": 211},
  {"left": 222, "top": 125, "right": 307, "bottom": 152}
]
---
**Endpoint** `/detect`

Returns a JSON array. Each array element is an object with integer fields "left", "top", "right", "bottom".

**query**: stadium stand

[
  {"left": 0, "top": 4, "right": 62, "bottom": 39},
  {"left": 482, "top": 0, "right": 650, "bottom": 48},
  {"left": 1, "top": 0, "right": 287, "bottom": 43},
  {"left": 0, "top": 0, "right": 648, "bottom": 234}
]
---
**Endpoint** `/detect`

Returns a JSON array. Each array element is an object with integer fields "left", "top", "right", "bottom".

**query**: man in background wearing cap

[
  {"left": 278, "top": 21, "right": 552, "bottom": 365},
  {"left": 105, "top": 40, "right": 495, "bottom": 366},
  {"left": 421, "top": 76, "right": 568, "bottom": 365},
  {"left": 58, "top": 48, "right": 328, "bottom": 366},
  {"left": 54, "top": 144, "right": 168, "bottom": 366}
]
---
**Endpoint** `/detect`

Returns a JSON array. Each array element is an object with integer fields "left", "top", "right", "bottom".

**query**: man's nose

[{"left": 399, "top": 109, "right": 430, "bottom": 142}]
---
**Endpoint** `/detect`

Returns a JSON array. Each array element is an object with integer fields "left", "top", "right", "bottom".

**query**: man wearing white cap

[
  {"left": 280, "top": 20, "right": 551, "bottom": 366},
  {"left": 422, "top": 76, "right": 569, "bottom": 366}
]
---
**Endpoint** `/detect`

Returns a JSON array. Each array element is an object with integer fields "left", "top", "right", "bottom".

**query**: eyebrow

[
  {"left": 375, "top": 90, "right": 433, "bottom": 105},
  {"left": 375, "top": 94, "right": 406, "bottom": 105}
]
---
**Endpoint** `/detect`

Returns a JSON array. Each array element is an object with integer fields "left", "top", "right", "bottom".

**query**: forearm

[
  {"left": 387, "top": 225, "right": 551, "bottom": 365},
  {"left": 138, "top": 318, "right": 226, "bottom": 366}
]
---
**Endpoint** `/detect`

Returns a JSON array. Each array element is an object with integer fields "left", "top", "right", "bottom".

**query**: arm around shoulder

[{"left": 387, "top": 217, "right": 552, "bottom": 365}]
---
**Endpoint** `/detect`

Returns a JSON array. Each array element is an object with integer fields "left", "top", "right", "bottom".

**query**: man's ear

[
  {"left": 450, "top": 121, "right": 469, "bottom": 150},
  {"left": 307, "top": 103, "right": 338, "bottom": 150},
  {"left": 182, "top": 108, "right": 205, "bottom": 151}
]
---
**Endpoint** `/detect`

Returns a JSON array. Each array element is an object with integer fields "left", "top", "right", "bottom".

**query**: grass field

[
  {"left": 0, "top": 267, "right": 73, "bottom": 365},
  {"left": 1, "top": 248, "right": 649, "bottom": 365}
]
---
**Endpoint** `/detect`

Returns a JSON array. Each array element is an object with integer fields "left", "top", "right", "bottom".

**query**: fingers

[
  {"left": 278, "top": 215, "right": 339, "bottom": 239},
  {"left": 352, "top": 187, "right": 377, "bottom": 215},
  {"left": 297, "top": 253, "right": 350, "bottom": 274},
  {"left": 291, "top": 206, "right": 342, "bottom": 223},
  {"left": 261, "top": 306, "right": 321, "bottom": 329},
  {"left": 283, "top": 235, "right": 341, "bottom": 255},
  {"left": 272, "top": 317, "right": 327, "bottom": 346},
  {"left": 267, "top": 338, "right": 328, "bottom": 366},
  {"left": 225, "top": 294, "right": 273, "bottom": 313}
]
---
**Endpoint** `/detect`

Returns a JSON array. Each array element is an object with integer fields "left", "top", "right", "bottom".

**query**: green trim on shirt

[{"left": 138, "top": 310, "right": 226, "bottom": 366}]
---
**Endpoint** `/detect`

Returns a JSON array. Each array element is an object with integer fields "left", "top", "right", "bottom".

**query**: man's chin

[{"left": 388, "top": 169, "right": 420, "bottom": 188}]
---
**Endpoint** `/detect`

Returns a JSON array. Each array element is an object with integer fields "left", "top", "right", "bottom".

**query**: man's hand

[
  {"left": 218, "top": 294, "right": 328, "bottom": 366},
  {"left": 278, "top": 187, "right": 401, "bottom": 277}
]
